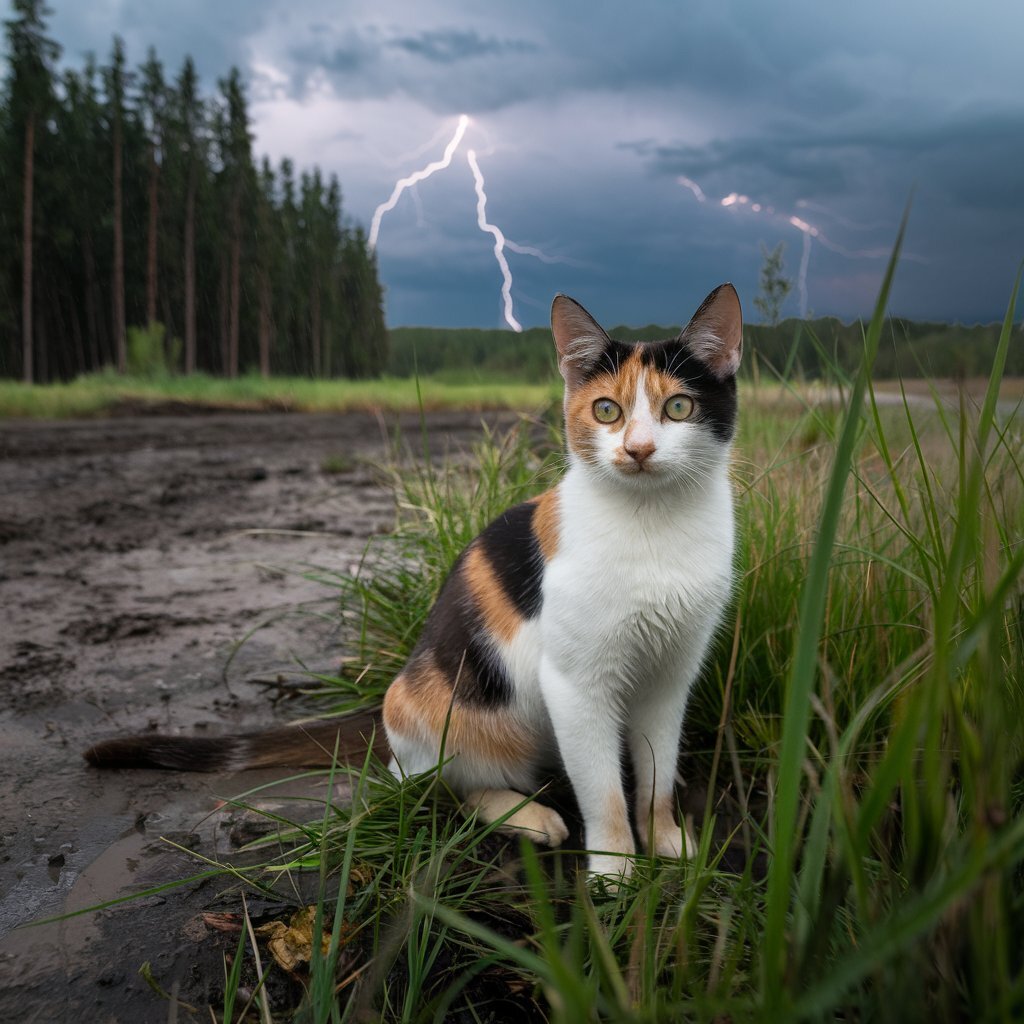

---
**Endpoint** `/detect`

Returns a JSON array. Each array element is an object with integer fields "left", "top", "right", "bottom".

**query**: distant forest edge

[
  {"left": 390, "top": 317, "right": 1024, "bottom": 382},
  {"left": 1, "top": 0, "right": 387, "bottom": 384}
]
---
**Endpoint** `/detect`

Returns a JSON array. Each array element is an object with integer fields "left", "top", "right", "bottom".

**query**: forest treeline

[
  {"left": 1, "top": 0, "right": 387, "bottom": 383},
  {"left": 390, "top": 317, "right": 1023, "bottom": 382}
]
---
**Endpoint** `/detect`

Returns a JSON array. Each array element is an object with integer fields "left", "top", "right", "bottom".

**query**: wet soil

[{"left": 0, "top": 409, "right": 515, "bottom": 1022}]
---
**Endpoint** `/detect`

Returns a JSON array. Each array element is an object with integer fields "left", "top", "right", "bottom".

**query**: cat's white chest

[{"left": 539, "top": 466, "right": 735, "bottom": 685}]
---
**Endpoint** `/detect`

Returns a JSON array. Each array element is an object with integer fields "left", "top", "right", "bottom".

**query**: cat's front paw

[{"left": 586, "top": 851, "right": 634, "bottom": 891}]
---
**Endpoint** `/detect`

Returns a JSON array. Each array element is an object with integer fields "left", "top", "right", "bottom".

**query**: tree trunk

[
  {"left": 146, "top": 142, "right": 159, "bottom": 327},
  {"left": 218, "top": 252, "right": 228, "bottom": 373},
  {"left": 162, "top": 290, "right": 175, "bottom": 365},
  {"left": 21, "top": 112, "right": 35, "bottom": 384},
  {"left": 37, "top": 294, "right": 48, "bottom": 384},
  {"left": 112, "top": 108, "right": 126, "bottom": 373},
  {"left": 311, "top": 278, "right": 321, "bottom": 378},
  {"left": 228, "top": 192, "right": 241, "bottom": 378},
  {"left": 183, "top": 162, "right": 196, "bottom": 373},
  {"left": 258, "top": 267, "right": 271, "bottom": 378},
  {"left": 83, "top": 234, "right": 102, "bottom": 370},
  {"left": 71, "top": 299, "right": 86, "bottom": 377}
]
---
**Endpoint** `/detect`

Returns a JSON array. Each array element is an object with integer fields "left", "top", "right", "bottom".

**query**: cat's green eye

[
  {"left": 664, "top": 394, "right": 695, "bottom": 421},
  {"left": 592, "top": 398, "right": 622, "bottom": 424}
]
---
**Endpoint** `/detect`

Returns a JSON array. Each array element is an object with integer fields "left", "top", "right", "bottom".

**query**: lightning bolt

[
  {"left": 368, "top": 114, "right": 470, "bottom": 250},
  {"left": 368, "top": 114, "right": 565, "bottom": 332},
  {"left": 466, "top": 148, "right": 521, "bottom": 331}
]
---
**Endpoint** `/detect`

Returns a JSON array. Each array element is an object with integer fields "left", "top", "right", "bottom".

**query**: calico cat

[{"left": 85, "top": 283, "right": 742, "bottom": 880}]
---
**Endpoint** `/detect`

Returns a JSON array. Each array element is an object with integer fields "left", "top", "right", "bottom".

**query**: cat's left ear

[
  {"left": 680, "top": 283, "right": 742, "bottom": 380},
  {"left": 551, "top": 294, "right": 611, "bottom": 389}
]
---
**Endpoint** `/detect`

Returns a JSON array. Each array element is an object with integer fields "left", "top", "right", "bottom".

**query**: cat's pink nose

[{"left": 625, "top": 439, "right": 655, "bottom": 464}]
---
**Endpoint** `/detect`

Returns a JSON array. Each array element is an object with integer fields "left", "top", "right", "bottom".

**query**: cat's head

[{"left": 550, "top": 284, "right": 741, "bottom": 488}]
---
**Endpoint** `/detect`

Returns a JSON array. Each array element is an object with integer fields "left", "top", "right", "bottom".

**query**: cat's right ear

[
  {"left": 551, "top": 295, "right": 611, "bottom": 389},
  {"left": 680, "top": 283, "right": 743, "bottom": 380}
]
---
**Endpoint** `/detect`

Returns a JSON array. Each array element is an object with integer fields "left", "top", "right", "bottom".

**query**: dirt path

[{"left": 0, "top": 409, "right": 514, "bottom": 1021}]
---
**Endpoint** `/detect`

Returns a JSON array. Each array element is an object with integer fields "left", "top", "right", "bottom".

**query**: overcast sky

[{"left": 51, "top": 1, "right": 1024, "bottom": 330}]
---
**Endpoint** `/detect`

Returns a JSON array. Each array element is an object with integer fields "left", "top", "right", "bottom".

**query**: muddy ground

[{"left": 0, "top": 408, "right": 517, "bottom": 1022}]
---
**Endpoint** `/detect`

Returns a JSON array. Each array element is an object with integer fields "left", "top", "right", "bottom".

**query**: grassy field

[
  {"left": 0, "top": 370, "right": 560, "bottom": 419},
  {"left": 4, "top": 364, "right": 1023, "bottom": 422},
  {"left": 162, "top": 263, "right": 1024, "bottom": 1020}
]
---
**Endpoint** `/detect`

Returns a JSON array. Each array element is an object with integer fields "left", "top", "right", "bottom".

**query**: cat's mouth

[{"left": 613, "top": 458, "right": 655, "bottom": 475}]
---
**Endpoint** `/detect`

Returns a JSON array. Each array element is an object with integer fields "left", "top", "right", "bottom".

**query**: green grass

[
  {"left": 102, "top": 257, "right": 1024, "bottom": 1020},
  {"left": 0, "top": 370, "right": 560, "bottom": 418}
]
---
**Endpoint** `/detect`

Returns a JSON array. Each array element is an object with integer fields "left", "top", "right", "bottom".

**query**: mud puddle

[{"left": 0, "top": 408, "right": 516, "bottom": 1020}]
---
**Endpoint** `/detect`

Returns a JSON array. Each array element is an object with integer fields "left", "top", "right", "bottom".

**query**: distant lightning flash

[
  {"left": 790, "top": 218, "right": 815, "bottom": 317},
  {"left": 467, "top": 148, "right": 521, "bottom": 331},
  {"left": 678, "top": 179, "right": 903, "bottom": 317},
  {"left": 677, "top": 176, "right": 707, "bottom": 204},
  {"left": 369, "top": 115, "right": 559, "bottom": 332}
]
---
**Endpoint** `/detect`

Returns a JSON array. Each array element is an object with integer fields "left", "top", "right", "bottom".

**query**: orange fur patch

[
  {"left": 531, "top": 489, "right": 561, "bottom": 561},
  {"left": 602, "top": 790, "right": 636, "bottom": 853},
  {"left": 638, "top": 793, "right": 678, "bottom": 833},
  {"left": 462, "top": 543, "right": 522, "bottom": 644},
  {"left": 383, "top": 657, "right": 533, "bottom": 768}
]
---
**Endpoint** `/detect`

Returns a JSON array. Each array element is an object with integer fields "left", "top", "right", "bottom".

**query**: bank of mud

[{"left": 0, "top": 409, "right": 515, "bottom": 1021}]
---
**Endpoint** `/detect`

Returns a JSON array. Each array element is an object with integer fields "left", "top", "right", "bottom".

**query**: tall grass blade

[{"left": 761, "top": 204, "right": 909, "bottom": 1010}]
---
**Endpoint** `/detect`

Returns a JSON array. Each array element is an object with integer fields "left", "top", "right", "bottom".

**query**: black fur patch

[
  {"left": 409, "top": 501, "right": 545, "bottom": 710},
  {"left": 638, "top": 339, "right": 738, "bottom": 443},
  {"left": 476, "top": 502, "right": 545, "bottom": 619}
]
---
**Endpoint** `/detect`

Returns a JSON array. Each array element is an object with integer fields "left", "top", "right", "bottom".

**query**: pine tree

[
  {"left": 58, "top": 57, "right": 107, "bottom": 370},
  {"left": 321, "top": 174, "right": 344, "bottom": 377},
  {"left": 138, "top": 47, "right": 165, "bottom": 331},
  {"left": 163, "top": 56, "right": 204, "bottom": 373},
  {"left": 103, "top": 37, "right": 130, "bottom": 372},
  {"left": 255, "top": 158, "right": 278, "bottom": 377},
  {"left": 4, "top": 0, "right": 59, "bottom": 382},
  {"left": 216, "top": 68, "right": 253, "bottom": 377},
  {"left": 338, "top": 227, "right": 387, "bottom": 377}
]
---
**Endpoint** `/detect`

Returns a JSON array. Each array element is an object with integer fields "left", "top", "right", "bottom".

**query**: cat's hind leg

[
  {"left": 383, "top": 668, "right": 561, "bottom": 844},
  {"left": 462, "top": 788, "right": 569, "bottom": 847}
]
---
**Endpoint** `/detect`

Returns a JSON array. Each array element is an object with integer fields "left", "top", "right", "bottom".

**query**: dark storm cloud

[
  {"left": 622, "top": 108, "right": 1024, "bottom": 218},
  {"left": 284, "top": 22, "right": 544, "bottom": 111},
  {"left": 52, "top": 0, "right": 278, "bottom": 86},
  {"left": 620, "top": 134, "right": 856, "bottom": 204},
  {"left": 389, "top": 28, "right": 539, "bottom": 63},
  {"left": 283, "top": 7, "right": 775, "bottom": 115}
]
